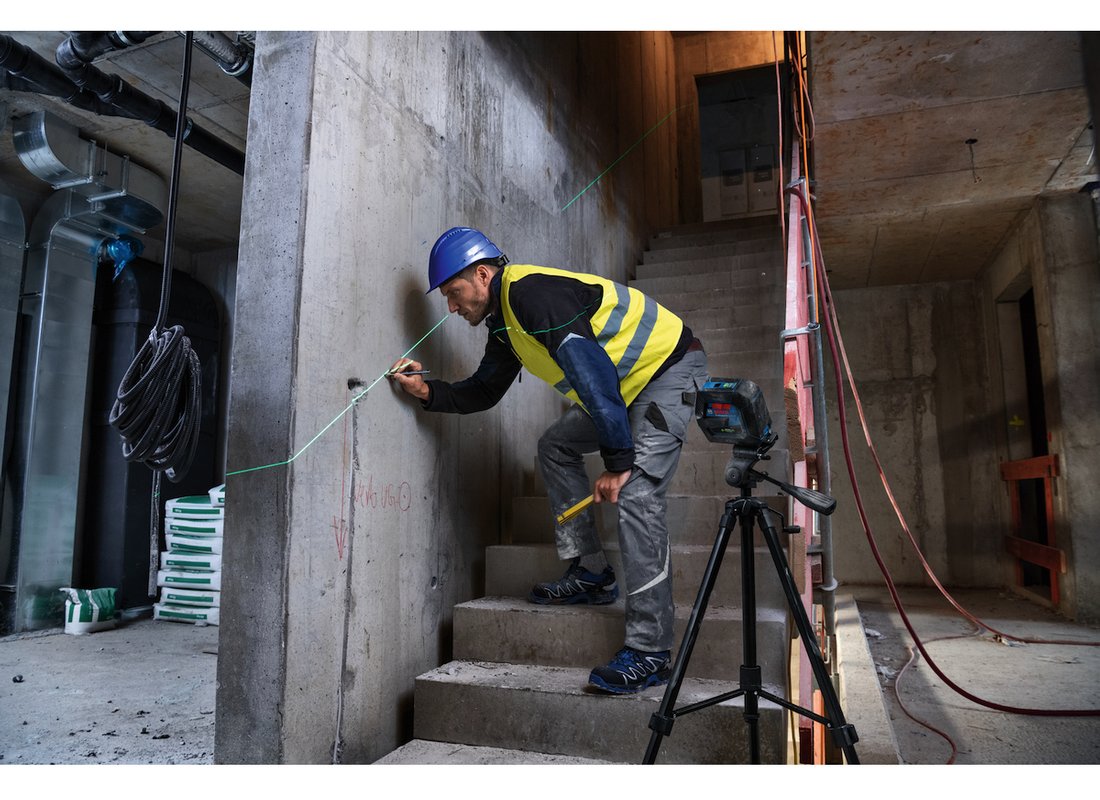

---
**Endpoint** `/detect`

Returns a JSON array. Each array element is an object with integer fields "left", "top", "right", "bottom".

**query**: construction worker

[{"left": 390, "top": 226, "right": 708, "bottom": 694}]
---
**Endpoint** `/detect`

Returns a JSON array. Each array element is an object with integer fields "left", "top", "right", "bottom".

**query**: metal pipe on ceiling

[
  {"left": 0, "top": 33, "right": 246, "bottom": 176},
  {"left": 187, "top": 31, "right": 253, "bottom": 86},
  {"left": 59, "top": 31, "right": 159, "bottom": 62},
  {"left": 0, "top": 34, "right": 123, "bottom": 117}
]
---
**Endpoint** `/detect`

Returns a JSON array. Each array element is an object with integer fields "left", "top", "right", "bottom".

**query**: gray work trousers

[{"left": 537, "top": 349, "right": 709, "bottom": 652}]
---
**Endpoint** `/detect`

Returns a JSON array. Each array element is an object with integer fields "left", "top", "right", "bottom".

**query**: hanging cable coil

[
  {"left": 109, "top": 324, "right": 201, "bottom": 481},
  {"left": 108, "top": 31, "right": 201, "bottom": 484}
]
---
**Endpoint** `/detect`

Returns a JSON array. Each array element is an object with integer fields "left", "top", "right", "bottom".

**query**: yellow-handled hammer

[{"left": 556, "top": 494, "right": 595, "bottom": 526}]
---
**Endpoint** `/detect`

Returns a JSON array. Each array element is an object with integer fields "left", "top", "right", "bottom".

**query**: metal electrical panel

[{"left": 749, "top": 144, "right": 777, "bottom": 214}]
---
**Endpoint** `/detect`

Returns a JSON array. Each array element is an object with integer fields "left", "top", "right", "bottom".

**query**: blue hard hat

[{"left": 426, "top": 227, "right": 504, "bottom": 293}]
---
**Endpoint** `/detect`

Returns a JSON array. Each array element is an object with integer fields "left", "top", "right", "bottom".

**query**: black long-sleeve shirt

[{"left": 422, "top": 268, "right": 692, "bottom": 472}]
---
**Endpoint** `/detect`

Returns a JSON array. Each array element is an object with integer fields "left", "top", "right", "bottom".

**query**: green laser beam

[
  {"left": 560, "top": 104, "right": 686, "bottom": 213},
  {"left": 226, "top": 313, "right": 450, "bottom": 478}
]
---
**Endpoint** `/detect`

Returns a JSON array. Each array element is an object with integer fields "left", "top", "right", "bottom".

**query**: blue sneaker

[
  {"left": 528, "top": 558, "right": 619, "bottom": 605},
  {"left": 588, "top": 646, "right": 671, "bottom": 694}
]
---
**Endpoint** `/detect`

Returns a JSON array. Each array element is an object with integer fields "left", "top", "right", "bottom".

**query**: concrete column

[
  {"left": 216, "top": 31, "right": 317, "bottom": 763},
  {"left": 1034, "top": 194, "right": 1100, "bottom": 621}
]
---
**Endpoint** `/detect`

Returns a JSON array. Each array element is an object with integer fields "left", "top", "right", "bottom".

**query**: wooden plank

[
  {"left": 1005, "top": 535, "right": 1067, "bottom": 572},
  {"left": 658, "top": 31, "right": 675, "bottom": 227},
  {"left": 641, "top": 31, "right": 660, "bottom": 231},
  {"left": 1000, "top": 454, "right": 1059, "bottom": 481},
  {"left": 616, "top": 33, "right": 644, "bottom": 212},
  {"left": 674, "top": 33, "right": 705, "bottom": 222}
]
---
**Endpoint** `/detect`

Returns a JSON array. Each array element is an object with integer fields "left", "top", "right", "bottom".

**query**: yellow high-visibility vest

[{"left": 500, "top": 265, "right": 684, "bottom": 409}]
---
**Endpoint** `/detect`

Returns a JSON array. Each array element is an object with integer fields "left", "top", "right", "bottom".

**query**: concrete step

[
  {"left": 642, "top": 237, "right": 780, "bottom": 265},
  {"left": 374, "top": 739, "right": 614, "bottom": 764},
  {"left": 694, "top": 324, "right": 784, "bottom": 351},
  {"left": 509, "top": 492, "right": 787, "bottom": 545},
  {"left": 675, "top": 302, "right": 786, "bottom": 332},
  {"left": 634, "top": 251, "right": 781, "bottom": 284},
  {"left": 648, "top": 218, "right": 782, "bottom": 251},
  {"left": 655, "top": 285, "right": 781, "bottom": 315},
  {"left": 633, "top": 251, "right": 778, "bottom": 286},
  {"left": 453, "top": 596, "right": 789, "bottom": 682},
  {"left": 702, "top": 346, "right": 784, "bottom": 379},
  {"left": 414, "top": 661, "right": 785, "bottom": 764},
  {"left": 486, "top": 543, "right": 789, "bottom": 610}
]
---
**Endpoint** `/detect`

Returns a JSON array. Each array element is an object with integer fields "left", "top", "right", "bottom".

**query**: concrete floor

[
  {"left": 850, "top": 585, "right": 1100, "bottom": 765},
  {"left": 2, "top": 586, "right": 1098, "bottom": 768},
  {"left": 0, "top": 617, "right": 216, "bottom": 765}
]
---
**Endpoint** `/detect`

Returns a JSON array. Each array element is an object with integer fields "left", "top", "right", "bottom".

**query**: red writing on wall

[
  {"left": 352, "top": 474, "right": 413, "bottom": 514},
  {"left": 331, "top": 515, "right": 348, "bottom": 560}
]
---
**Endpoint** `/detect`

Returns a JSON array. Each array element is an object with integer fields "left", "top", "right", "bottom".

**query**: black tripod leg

[
  {"left": 755, "top": 507, "right": 860, "bottom": 764},
  {"left": 643, "top": 500, "right": 739, "bottom": 764},
  {"left": 738, "top": 500, "right": 761, "bottom": 764}
]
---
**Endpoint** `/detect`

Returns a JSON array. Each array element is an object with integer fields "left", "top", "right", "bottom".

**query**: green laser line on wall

[
  {"left": 226, "top": 314, "right": 449, "bottom": 478},
  {"left": 560, "top": 104, "right": 687, "bottom": 213}
]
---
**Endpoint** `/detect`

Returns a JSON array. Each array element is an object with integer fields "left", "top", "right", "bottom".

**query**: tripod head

[{"left": 695, "top": 377, "right": 836, "bottom": 516}]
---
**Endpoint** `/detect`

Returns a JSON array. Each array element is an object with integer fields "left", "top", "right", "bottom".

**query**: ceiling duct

[
  {"left": 3, "top": 110, "right": 166, "bottom": 633},
  {"left": 0, "top": 106, "right": 28, "bottom": 618},
  {"left": 0, "top": 33, "right": 245, "bottom": 176},
  {"left": 14, "top": 109, "right": 166, "bottom": 230}
]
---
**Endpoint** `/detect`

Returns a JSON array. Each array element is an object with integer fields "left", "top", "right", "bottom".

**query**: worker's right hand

[{"left": 388, "top": 358, "right": 430, "bottom": 401}]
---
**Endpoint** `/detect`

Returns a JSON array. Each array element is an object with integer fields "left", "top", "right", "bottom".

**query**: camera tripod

[{"left": 642, "top": 464, "right": 860, "bottom": 765}]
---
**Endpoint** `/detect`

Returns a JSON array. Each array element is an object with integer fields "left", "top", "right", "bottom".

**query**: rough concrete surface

[
  {"left": 851, "top": 586, "right": 1100, "bottom": 765},
  {"left": 4, "top": 587, "right": 1097, "bottom": 770},
  {"left": 0, "top": 618, "right": 216, "bottom": 764}
]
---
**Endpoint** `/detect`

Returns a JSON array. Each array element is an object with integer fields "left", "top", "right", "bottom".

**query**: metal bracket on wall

[{"left": 781, "top": 322, "right": 820, "bottom": 339}]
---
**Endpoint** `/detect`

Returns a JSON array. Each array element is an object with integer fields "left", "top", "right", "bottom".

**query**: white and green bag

[
  {"left": 160, "top": 551, "right": 222, "bottom": 572},
  {"left": 60, "top": 587, "right": 118, "bottom": 635},
  {"left": 166, "top": 532, "right": 223, "bottom": 555},
  {"left": 154, "top": 603, "right": 220, "bottom": 626},
  {"left": 164, "top": 517, "right": 224, "bottom": 537},
  {"left": 157, "top": 569, "right": 222, "bottom": 592},
  {"left": 159, "top": 587, "right": 219, "bottom": 607},
  {"left": 165, "top": 495, "right": 224, "bottom": 521}
]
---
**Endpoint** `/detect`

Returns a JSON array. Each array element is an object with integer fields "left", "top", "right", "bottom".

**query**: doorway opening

[{"left": 697, "top": 66, "right": 780, "bottom": 223}]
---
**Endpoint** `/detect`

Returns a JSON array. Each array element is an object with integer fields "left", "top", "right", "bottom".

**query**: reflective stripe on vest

[{"left": 500, "top": 265, "right": 684, "bottom": 409}]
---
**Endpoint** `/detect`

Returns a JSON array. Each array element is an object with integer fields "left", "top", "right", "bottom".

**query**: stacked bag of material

[{"left": 154, "top": 483, "right": 225, "bottom": 626}]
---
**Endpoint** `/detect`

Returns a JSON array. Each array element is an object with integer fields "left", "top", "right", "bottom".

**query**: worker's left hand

[{"left": 594, "top": 470, "right": 631, "bottom": 504}]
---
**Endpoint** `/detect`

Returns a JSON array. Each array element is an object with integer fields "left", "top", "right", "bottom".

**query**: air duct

[
  {"left": 3, "top": 110, "right": 166, "bottom": 633},
  {"left": 0, "top": 33, "right": 245, "bottom": 176},
  {"left": 0, "top": 105, "right": 28, "bottom": 623}
]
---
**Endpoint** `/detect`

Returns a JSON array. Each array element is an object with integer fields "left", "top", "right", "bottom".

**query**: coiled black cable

[
  {"left": 108, "top": 32, "right": 200, "bottom": 484},
  {"left": 109, "top": 324, "right": 201, "bottom": 481}
]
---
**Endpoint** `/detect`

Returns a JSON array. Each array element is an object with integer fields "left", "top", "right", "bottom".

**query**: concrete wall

[
  {"left": 982, "top": 195, "right": 1100, "bottom": 621},
  {"left": 217, "top": 31, "right": 679, "bottom": 764},
  {"left": 825, "top": 193, "right": 1100, "bottom": 624},
  {"left": 824, "top": 280, "right": 1006, "bottom": 589}
]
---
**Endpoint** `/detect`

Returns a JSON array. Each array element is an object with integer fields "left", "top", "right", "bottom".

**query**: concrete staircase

[{"left": 377, "top": 218, "right": 793, "bottom": 765}]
